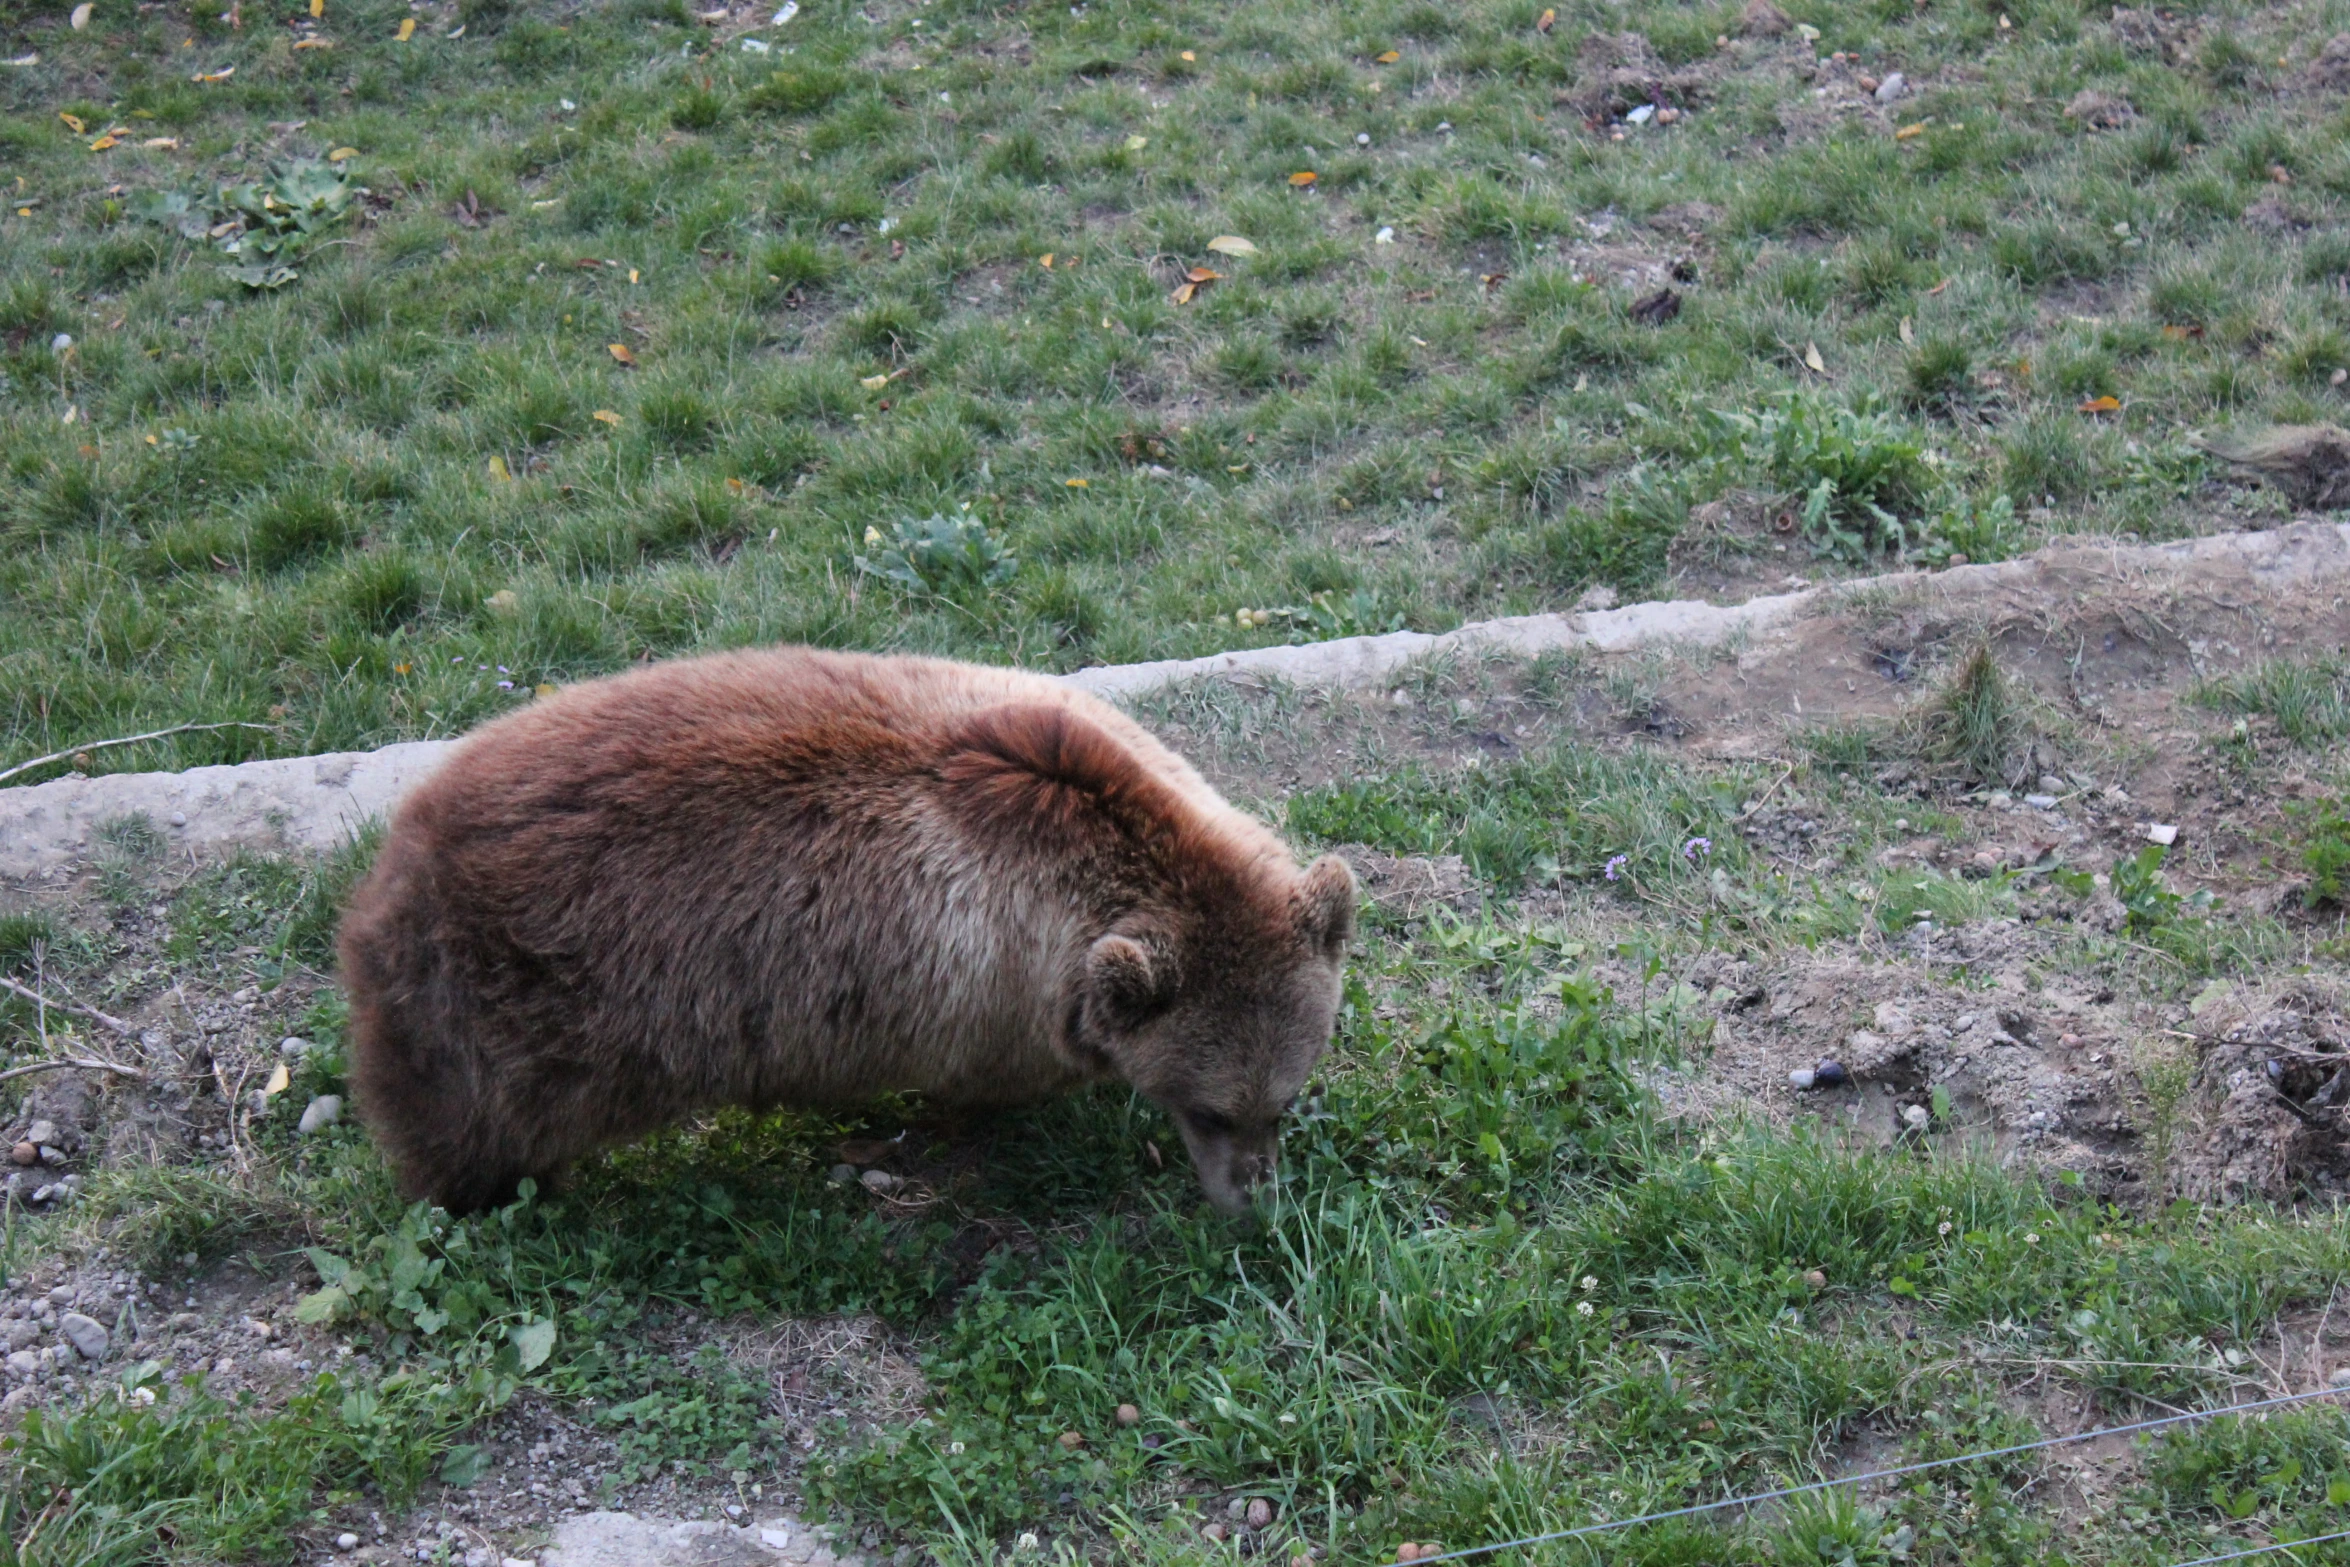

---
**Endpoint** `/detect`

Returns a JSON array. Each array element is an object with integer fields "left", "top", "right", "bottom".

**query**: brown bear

[{"left": 335, "top": 648, "right": 1356, "bottom": 1216}]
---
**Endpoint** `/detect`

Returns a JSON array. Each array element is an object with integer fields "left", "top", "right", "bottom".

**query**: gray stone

[
  {"left": 858, "top": 1169, "right": 900, "bottom": 1194},
  {"left": 22, "top": 1123, "right": 54, "bottom": 1149},
  {"left": 1873, "top": 71, "right": 1906, "bottom": 101},
  {"left": 57, "top": 1311, "right": 107, "bottom": 1360},
  {"left": 540, "top": 1512, "right": 813, "bottom": 1567},
  {"left": 299, "top": 1095, "right": 344, "bottom": 1134},
  {"left": 5, "top": 1350, "right": 37, "bottom": 1377}
]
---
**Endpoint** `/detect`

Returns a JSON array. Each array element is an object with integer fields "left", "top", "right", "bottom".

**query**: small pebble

[
  {"left": 860, "top": 1169, "right": 900, "bottom": 1194},
  {"left": 1247, "top": 1499, "right": 1274, "bottom": 1528},
  {"left": 298, "top": 1095, "right": 343, "bottom": 1135},
  {"left": 23, "top": 1122, "right": 54, "bottom": 1149},
  {"left": 337, "top": 1534, "right": 361, "bottom": 1551},
  {"left": 1873, "top": 71, "right": 1906, "bottom": 101},
  {"left": 1057, "top": 1430, "right": 1085, "bottom": 1449},
  {"left": 2332, "top": 1366, "right": 2350, "bottom": 1388},
  {"left": 1812, "top": 1060, "right": 1848, "bottom": 1089},
  {"left": 8, "top": 1144, "right": 33, "bottom": 1167},
  {"left": 1902, "top": 1104, "right": 1930, "bottom": 1129},
  {"left": 1115, "top": 1402, "right": 1141, "bottom": 1426},
  {"left": 280, "top": 1036, "right": 311, "bottom": 1058},
  {"left": 1788, "top": 1067, "right": 1816, "bottom": 1090},
  {"left": 1804, "top": 1269, "right": 1827, "bottom": 1289},
  {"left": 1202, "top": 1523, "right": 1228, "bottom": 1544},
  {"left": 827, "top": 1163, "right": 859, "bottom": 1184},
  {"left": 57, "top": 1311, "right": 107, "bottom": 1361},
  {"left": 2024, "top": 793, "right": 2058, "bottom": 810}
]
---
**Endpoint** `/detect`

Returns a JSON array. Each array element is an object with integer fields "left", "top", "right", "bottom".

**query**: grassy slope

[{"left": 0, "top": 0, "right": 2346, "bottom": 775}]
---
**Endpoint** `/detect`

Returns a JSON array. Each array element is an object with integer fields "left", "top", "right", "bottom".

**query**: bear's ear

[
  {"left": 1295, "top": 854, "right": 1358, "bottom": 957},
  {"left": 1087, "top": 932, "right": 1174, "bottom": 1026}
]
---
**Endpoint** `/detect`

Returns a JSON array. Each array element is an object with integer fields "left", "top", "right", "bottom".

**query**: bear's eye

[{"left": 1185, "top": 1108, "right": 1235, "bottom": 1135}]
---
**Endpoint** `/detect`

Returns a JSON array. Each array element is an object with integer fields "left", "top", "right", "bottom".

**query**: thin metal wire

[
  {"left": 2169, "top": 1527, "right": 2350, "bottom": 1566},
  {"left": 1406, "top": 1385, "right": 2350, "bottom": 1564}
]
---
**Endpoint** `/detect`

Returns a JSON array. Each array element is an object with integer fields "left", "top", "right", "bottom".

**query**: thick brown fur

[{"left": 336, "top": 649, "right": 1356, "bottom": 1215}]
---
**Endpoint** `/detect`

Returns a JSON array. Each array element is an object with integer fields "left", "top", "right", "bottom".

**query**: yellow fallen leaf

[
  {"left": 487, "top": 454, "right": 512, "bottom": 481},
  {"left": 88, "top": 135, "right": 115, "bottom": 151},
  {"left": 70, "top": 3, "right": 92, "bottom": 29},
  {"left": 607, "top": 342, "right": 636, "bottom": 366},
  {"left": 1179, "top": 49, "right": 1194, "bottom": 60},
  {"left": 1125, "top": 134, "right": 1147, "bottom": 150},
  {"left": 310, "top": 0, "right": 323, "bottom": 14},
  {"left": 628, "top": 268, "right": 639, "bottom": 284},
  {"left": 328, "top": 146, "right": 357, "bottom": 160},
  {"left": 144, "top": 135, "right": 179, "bottom": 148},
  {"left": 193, "top": 66, "right": 234, "bottom": 80},
  {"left": 534, "top": 683, "right": 558, "bottom": 697},
  {"left": 487, "top": 588, "right": 518, "bottom": 610},
  {"left": 59, "top": 112, "right": 85, "bottom": 133},
  {"left": 264, "top": 1062, "right": 291, "bottom": 1097},
  {"left": 724, "top": 476, "right": 745, "bottom": 494},
  {"left": 1375, "top": 49, "right": 1399, "bottom": 63},
  {"left": 1894, "top": 121, "right": 1926, "bottom": 140},
  {"left": 395, "top": 16, "right": 415, "bottom": 39},
  {"left": 592, "top": 409, "right": 622, "bottom": 425},
  {"left": 1039, "top": 252, "right": 1054, "bottom": 268},
  {"left": 1803, "top": 341, "right": 1826, "bottom": 373},
  {"left": 1898, "top": 315, "right": 1913, "bottom": 344},
  {"left": 860, "top": 373, "right": 889, "bottom": 389},
  {"left": 1171, "top": 281, "right": 1198, "bottom": 305},
  {"left": 295, "top": 37, "right": 332, "bottom": 48},
  {"left": 2077, "top": 394, "right": 2120, "bottom": 413},
  {"left": 1206, "top": 236, "right": 1256, "bottom": 257},
  {"left": 394, "top": 661, "right": 412, "bottom": 674},
  {"left": 1536, "top": 8, "right": 1555, "bottom": 32},
  {"left": 1185, "top": 266, "right": 1221, "bottom": 283},
  {"left": 1065, "top": 478, "right": 1088, "bottom": 488},
  {"left": 1288, "top": 170, "right": 1317, "bottom": 186}
]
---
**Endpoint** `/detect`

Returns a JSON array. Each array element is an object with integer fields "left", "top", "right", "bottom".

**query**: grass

[{"left": 0, "top": 0, "right": 2345, "bottom": 778}]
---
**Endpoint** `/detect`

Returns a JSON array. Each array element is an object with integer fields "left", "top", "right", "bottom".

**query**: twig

[
  {"left": 0, "top": 974, "right": 137, "bottom": 1038},
  {"left": 0, "top": 1056, "right": 146, "bottom": 1087},
  {"left": 0, "top": 720, "right": 274, "bottom": 786}
]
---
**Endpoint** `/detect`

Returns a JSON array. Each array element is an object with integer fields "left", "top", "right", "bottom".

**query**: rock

[
  {"left": 5, "top": 1350, "right": 37, "bottom": 1377},
  {"left": 2332, "top": 1365, "right": 2350, "bottom": 1387},
  {"left": 1902, "top": 1104, "right": 1930, "bottom": 1129},
  {"left": 2024, "top": 794, "right": 2058, "bottom": 810},
  {"left": 827, "top": 1164, "right": 858, "bottom": 1185},
  {"left": 1812, "top": 1060, "right": 1848, "bottom": 1089},
  {"left": 858, "top": 1169, "right": 900, "bottom": 1194},
  {"left": 1115, "top": 1402, "right": 1141, "bottom": 1426},
  {"left": 2144, "top": 823, "right": 2178, "bottom": 846},
  {"left": 58, "top": 1311, "right": 107, "bottom": 1361},
  {"left": 1788, "top": 1067, "right": 1816, "bottom": 1090},
  {"left": 281, "top": 1036, "right": 311, "bottom": 1058},
  {"left": 540, "top": 1512, "right": 820, "bottom": 1567},
  {"left": 1873, "top": 71, "right": 1905, "bottom": 101},
  {"left": 1803, "top": 1269, "right": 1827, "bottom": 1289},
  {"left": 1057, "top": 1430, "right": 1085, "bottom": 1449},
  {"left": 337, "top": 1534, "right": 361, "bottom": 1551},
  {"left": 36, "top": 1147, "right": 64, "bottom": 1166},
  {"left": 298, "top": 1095, "right": 343, "bottom": 1134},
  {"left": 2194, "top": 425, "right": 2350, "bottom": 511},
  {"left": 1247, "top": 1499, "right": 1275, "bottom": 1529},
  {"left": 1202, "top": 1523, "right": 1229, "bottom": 1544},
  {"left": 8, "top": 1145, "right": 33, "bottom": 1167},
  {"left": 22, "top": 1122, "right": 54, "bottom": 1149}
]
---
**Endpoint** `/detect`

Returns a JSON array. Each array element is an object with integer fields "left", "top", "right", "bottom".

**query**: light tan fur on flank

[{"left": 336, "top": 648, "right": 1356, "bottom": 1214}]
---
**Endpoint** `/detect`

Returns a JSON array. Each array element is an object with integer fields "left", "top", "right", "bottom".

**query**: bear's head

[{"left": 1081, "top": 854, "right": 1356, "bottom": 1214}]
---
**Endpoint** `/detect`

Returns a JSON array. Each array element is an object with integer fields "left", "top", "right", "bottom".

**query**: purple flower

[
  {"left": 497, "top": 665, "right": 510, "bottom": 675},
  {"left": 496, "top": 680, "right": 514, "bottom": 690},
  {"left": 1682, "top": 836, "right": 1712, "bottom": 861},
  {"left": 1604, "top": 854, "right": 1627, "bottom": 881}
]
